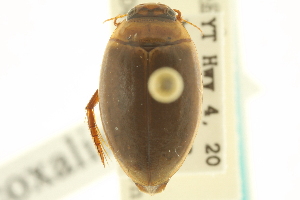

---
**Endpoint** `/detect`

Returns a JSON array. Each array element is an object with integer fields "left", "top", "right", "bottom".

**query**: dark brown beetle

[{"left": 86, "top": 3, "right": 202, "bottom": 195}]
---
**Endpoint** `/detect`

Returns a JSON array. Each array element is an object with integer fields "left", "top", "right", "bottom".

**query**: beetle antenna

[
  {"left": 103, "top": 14, "right": 128, "bottom": 26},
  {"left": 173, "top": 9, "right": 203, "bottom": 36}
]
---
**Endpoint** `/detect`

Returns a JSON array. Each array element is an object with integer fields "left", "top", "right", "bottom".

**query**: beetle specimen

[{"left": 86, "top": 3, "right": 202, "bottom": 195}]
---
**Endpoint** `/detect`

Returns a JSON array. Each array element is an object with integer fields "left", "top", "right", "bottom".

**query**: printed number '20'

[{"left": 205, "top": 143, "right": 221, "bottom": 166}]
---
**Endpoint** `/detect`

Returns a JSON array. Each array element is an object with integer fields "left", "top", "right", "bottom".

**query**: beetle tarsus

[{"left": 85, "top": 89, "right": 109, "bottom": 167}]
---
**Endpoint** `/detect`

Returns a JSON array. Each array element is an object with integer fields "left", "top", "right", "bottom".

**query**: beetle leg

[
  {"left": 85, "top": 89, "right": 108, "bottom": 167},
  {"left": 173, "top": 9, "right": 203, "bottom": 35},
  {"left": 103, "top": 14, "right": 128, "bottom": 26}
]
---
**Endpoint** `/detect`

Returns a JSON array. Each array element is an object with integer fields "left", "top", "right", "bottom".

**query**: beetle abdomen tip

[{"left": 135, "top": 181, "right": 168, "bottom": 195}]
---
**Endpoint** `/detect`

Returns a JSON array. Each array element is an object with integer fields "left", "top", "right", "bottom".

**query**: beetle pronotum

[{"left": 86, "top": 3, "right": 203, "bottom": 195}]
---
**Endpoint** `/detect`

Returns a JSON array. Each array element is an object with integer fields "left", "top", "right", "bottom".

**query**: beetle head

[{"left": 127, "top": 3, "right": 176, "bottom": 21}]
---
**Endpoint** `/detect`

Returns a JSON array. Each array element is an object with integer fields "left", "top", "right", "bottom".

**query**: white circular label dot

[{"left": 147, "top": 67, "right": 184, "bottom": 103}]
